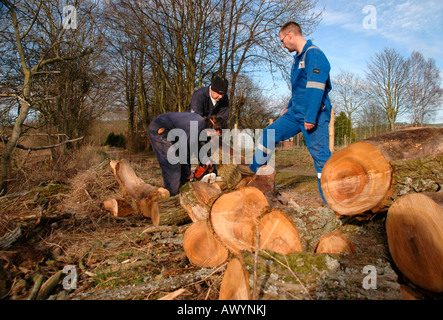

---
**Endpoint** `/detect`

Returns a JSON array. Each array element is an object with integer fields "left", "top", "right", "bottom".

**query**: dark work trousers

[{"left": 148, "top": 122, "right": 191, "bottom": 196}]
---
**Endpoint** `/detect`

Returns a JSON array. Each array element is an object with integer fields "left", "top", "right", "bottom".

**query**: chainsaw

[{"left": 193, "top": 164, "right": 217, "bottom": 182}]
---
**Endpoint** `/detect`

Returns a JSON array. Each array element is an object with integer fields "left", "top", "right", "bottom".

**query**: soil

[{"left": 0, "top": 146, "right": 440, "bottom": 301}]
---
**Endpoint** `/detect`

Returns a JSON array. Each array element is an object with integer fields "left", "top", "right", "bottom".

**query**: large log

[
  {"left": 321, "top": 127, "right": 443, "bottom": 216},
  {"left": 386, "top": 192, "right": 443, "bottom": 293},
  {"left": 209, "top": 186, "right": 269, "bottom": 254},
  {"left": 182, "top": 220, "right": 228, "bottom": 268},
  {"left": 157, "top": 195, "right": 192, "bottom": 226},
  {"left": 109, "top": 159, "right": 170, "bottom": 225}
]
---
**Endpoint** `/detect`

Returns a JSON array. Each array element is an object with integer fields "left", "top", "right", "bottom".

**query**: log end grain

[
  {"left": 321, "top": 141, "right": 392, "bottom": 216},
  {"left": 386, "top": 192, "right": 443, "bottom": 293}
]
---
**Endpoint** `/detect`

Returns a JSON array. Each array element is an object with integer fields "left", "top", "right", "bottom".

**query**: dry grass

[{"left": 0, "top": 141, "right": 322, "bottom": 300}]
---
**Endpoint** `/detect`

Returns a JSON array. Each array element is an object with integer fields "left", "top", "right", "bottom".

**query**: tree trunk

[
  {"left": 157, "top": 195, "right": 191, "bottom": 226},
  {"left": 1, "top": 77, "right": 32, "bottom": 195},
  {"left": 109, "top": 159, "right": 170, "bottom": 225},
  {"left": 321, "top": 127, "right": 443, "bottom": 216},
  {"left": 386, "top": 192, "right": 443, "bottom": 293}
]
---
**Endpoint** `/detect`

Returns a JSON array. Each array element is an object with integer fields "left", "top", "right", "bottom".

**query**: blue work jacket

[
  {"left": 187, "top": 86, "right": 229, "bottom": 122},
  {"left": 288, "top": 39, "right": 332, "bottom": 124}
]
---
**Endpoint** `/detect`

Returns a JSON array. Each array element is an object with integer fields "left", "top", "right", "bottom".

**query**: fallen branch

[
  {"left": 70, "top": 267, "right": 223, "bottom": 300},
  {"left": 1, "top": 135, "right": 84, "bottom": 151}
]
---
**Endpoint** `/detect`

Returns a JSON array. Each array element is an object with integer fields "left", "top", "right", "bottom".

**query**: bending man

[{"left": 148, "top": 112, "right": 226, "bottom": 196}]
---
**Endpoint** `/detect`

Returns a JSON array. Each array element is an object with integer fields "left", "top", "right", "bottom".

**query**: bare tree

[
  {"left": 406, "top": 51, "right": 442, "bottom": 126},
  {"left": 365, "top": 48, "right": 410, "bottom": 131},
  {"left": 214, "top": 0, "right": 321, "bottom": 127},
  {"left": 104, "top": 0, "right": 321, "bottom": 126},
  {"left": 0, "top": 0, "right": 96, "bottom": 194},
  {"left": 331, "top": 70, "right": 367, "bottom": 126}
]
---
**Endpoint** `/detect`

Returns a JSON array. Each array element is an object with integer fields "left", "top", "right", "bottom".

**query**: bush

[{"left": 104, "top": 132, "right": 126, "bottom": 148}]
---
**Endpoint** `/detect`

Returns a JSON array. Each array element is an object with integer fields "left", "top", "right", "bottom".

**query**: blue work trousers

[
  {"left": 148, "top": 122, "right": 191, "bottom": 196},
  {"left": 250, "top": 108, "right": 331, "bottom": 202}
]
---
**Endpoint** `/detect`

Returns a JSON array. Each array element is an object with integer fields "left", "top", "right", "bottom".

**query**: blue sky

[{"left": 263, "top": 0, "right": 443, "bottom": 123}]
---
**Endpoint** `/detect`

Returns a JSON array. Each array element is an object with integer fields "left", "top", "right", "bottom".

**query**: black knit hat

[{"left": 211, "top": 76, "right": 228, "bottom": 95}]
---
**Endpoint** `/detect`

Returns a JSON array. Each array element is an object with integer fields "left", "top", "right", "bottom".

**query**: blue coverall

[
  {"left": 250, "top": 40, "right": 333, "bottom": 203},
  {"left": 148, "top": 112, "right": 208, "bottom": 196}
]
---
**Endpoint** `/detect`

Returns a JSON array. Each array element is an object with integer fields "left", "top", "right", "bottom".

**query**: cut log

[
  {"left": 179, "top": 181, "right": 221, "bottom": 222},
  {"left": 110, "top": 159, "right": 170, "bottom": 225},
  {"left": 246, "top": 165, "right": 278, "bottom": 204},
  {"left": 103, "top": 198, "right": 134, "bottom": 217},
  {"left": 386, "top": 192, "right": 443, "bottom": 293},
  {"left": 157, "top": 195, "right": 191, "bottom": 226},
  {"left": 258, "top": 208, "right": 303, "bottom": 254},
  {"left": 210, "top": 186, "right": 269, "bottom": 254},
  {"left": 183, "top": 220, "right": 229, "bottom": 268},
  {"left": 313, "top": 230, "right": 355, "bottom": 254},
  {"left": 321, "top": 127, "right": 443, "bottom": 216},
  {"left": 219, "top": 255, "right": 251, "bottom": 300}
]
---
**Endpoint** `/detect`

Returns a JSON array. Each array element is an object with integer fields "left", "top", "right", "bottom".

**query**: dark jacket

[{"left": 187, "top": 86, "right": 229, "bottom": 122}]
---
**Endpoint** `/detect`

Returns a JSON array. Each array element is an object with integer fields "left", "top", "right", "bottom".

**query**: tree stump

[
  {"left": 386, "top": 192, "right": 443, "bottom": 293},
  {"left": 321, "top": 127, "right": 443, "bottom": 216}
]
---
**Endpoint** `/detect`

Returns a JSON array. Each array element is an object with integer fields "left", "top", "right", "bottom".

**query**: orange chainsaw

[{"left": 193, "top": 164, "right": 216, "bottom": 181}]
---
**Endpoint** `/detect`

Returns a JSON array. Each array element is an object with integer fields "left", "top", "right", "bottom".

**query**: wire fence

[{"left": 275, "top": 113, "right": 426, "bottom": 152}]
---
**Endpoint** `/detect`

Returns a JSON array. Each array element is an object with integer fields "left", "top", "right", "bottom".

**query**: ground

[{"left": 0, "top": 145, "right": 438, "bottom": 301}]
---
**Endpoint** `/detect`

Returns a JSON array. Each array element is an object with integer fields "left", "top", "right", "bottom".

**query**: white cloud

[{"left": 317, "top": 0, "right": 443, "bottom": 64}]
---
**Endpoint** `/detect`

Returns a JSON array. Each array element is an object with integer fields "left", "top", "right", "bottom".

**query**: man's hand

[
  {"left": 205, "top": 160, "right": 213, "bottom": 168},
  {"left": 304, "top": 122, "right": 315, "bottom": 130}
]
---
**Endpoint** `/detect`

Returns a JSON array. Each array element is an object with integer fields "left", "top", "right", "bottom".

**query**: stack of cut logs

[
  {"left": 321, "top": 127, "right": 443, "bottom": 295},
  {"left": 104, "top": 127, "right": 443, "bottom": 298}
]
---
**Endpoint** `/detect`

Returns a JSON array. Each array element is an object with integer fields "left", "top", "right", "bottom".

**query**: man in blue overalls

[
  {"left": 250, "top": 21, "right": 332, "bottom": 203},
  {"left": 148, "top": 112, "right": 226, "bottom": 196}
]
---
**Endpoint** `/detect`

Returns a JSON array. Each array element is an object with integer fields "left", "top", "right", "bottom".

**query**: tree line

[
  {"left": 331, "top": 48, "right": 442, "bottom": 132},
  {"left": 0, "top": 0, "right": 320, "bottom": 194},
  {"left": 1, "top": 0, "right": 442, "bottom": 195}
]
